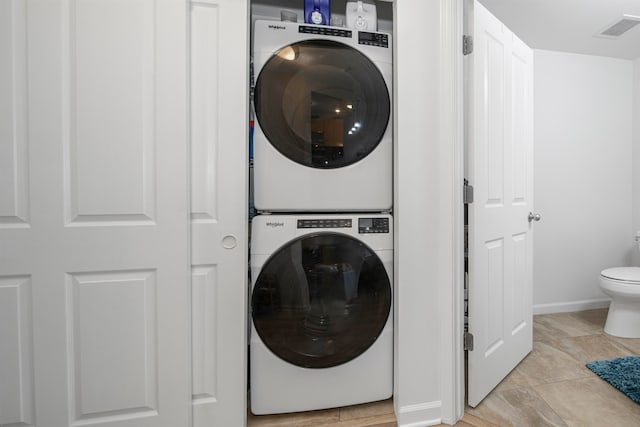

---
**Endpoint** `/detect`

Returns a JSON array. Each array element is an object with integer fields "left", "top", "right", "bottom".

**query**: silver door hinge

[
  {"left": 464, "top": 332, "right": 474, "bottom": 351},
  {"left": 463, "top": 35, "right": 474, "bottom": 55},
  {"left": 463, "top": 180, "right": 474, "bottom": 204}
]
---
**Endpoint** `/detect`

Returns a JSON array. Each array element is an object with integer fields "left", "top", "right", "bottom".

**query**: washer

[
  {"left": 250, "top": 213, "right": 393, "bottom": 414},
  {"left": 252, "top": 20, "right": 393, "bottom": 212}
]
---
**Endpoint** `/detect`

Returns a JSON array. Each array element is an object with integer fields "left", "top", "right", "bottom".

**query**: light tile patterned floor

[
  {"left": 247, "top": 398, "right": 396, "bottom": 427},
  {"left": 248, "top": 309, "right": 640, "bottom": 426}
]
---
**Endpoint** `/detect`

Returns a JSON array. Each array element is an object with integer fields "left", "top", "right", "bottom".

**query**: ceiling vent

[{"left": 596, "top": 15, "right": 640, "bottom": 39}]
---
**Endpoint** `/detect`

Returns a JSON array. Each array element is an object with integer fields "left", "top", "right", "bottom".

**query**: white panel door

[
  {"left": 0, "top": 0, "right": 191, "bottom": 426},
  {"left": 189, "top": 0, "right": 248, "bottom": 426},
  {"left": 466, "top": 0, "right": 534, "bottom": 407}
]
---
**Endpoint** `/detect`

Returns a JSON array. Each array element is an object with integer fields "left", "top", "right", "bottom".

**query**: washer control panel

[{"left": 358, "top": 217, "right": 389, "bottom": 234}]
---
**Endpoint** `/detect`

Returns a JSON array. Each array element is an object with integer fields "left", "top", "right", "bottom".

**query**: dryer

[
  {"left": 250, "top": 213, "right": 393, "bottom": 414},
  {"left": 252, "top": 20, "right": 393, "bottom": 212}
]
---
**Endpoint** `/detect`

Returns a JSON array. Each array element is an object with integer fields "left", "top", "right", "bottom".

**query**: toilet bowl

[{"left": 599, "top": 267, "right": 640, "bottom": 338}]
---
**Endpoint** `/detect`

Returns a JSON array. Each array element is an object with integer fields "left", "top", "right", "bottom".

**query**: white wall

[
  {"left": 633, "top": 58, "right": 640, "bottom": 266},
  {"left": 533, "top": 50, "right": 633, "bottom": 313}
]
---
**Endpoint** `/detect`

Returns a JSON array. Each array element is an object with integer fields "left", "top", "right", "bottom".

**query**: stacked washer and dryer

[{"left": 250, "top": 18, "right": 394, "bottom": 415}]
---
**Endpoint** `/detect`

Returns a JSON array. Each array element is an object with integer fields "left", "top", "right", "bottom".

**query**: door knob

[
  {"left": 222, "top": 235, "right": 237, "bottom": 249},
  {"left": 528, "top": 212, "right": 541, "bottom": 222}
]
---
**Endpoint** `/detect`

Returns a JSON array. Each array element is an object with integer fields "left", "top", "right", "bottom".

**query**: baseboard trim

[
  {"left": 400, "top": 421, "right": 443, "bottom": 427},
  {"left": 533, "top": 298, "right": 610, "bottom": 315},
  {"left": 397, "top": 400, "right": 442, "bottom": 427}
]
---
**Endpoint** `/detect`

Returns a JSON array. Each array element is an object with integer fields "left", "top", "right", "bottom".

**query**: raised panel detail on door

[
  {"left": 511, "top": 52, "right": 527, "bottom": 204},
  {"left": 191, "top": 1, "right": 220, "bottom": 223},
  {"left": 485, "top": 32, "right": 505, "bottom": 206},
  {"left": 65, "top": 0, "right": 155, "bottom": 225},
  {"left": 191, "top": 265, "right": 218, "bottom": 403},
  {"left": 511, "top": 233, "right": 527, "bottom": 333},
  {"left": 68, "top": 270, "right": 157, "bottom": 422},
  {"left": 0, "top": 276, "right": 34, "bottom": 426},
  {"left": 485, "top": 239, "right": 504, "bottom": 356},
  {"left": 0, "top": 0, "right": 29, "bottom": 227}
]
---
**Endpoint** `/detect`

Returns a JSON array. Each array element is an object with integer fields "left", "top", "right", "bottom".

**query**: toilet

[{"left": 599, "top": 267, "right": 640, "bottom": 338}]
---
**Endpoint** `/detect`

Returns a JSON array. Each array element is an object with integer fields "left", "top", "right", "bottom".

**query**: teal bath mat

[{"left": 586, "top": 356, "right": 640, "bottom": 404}]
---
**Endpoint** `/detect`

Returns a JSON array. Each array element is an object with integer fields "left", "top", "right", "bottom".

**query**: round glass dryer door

[
  {"left": 254, "top": 40, "right": 390, "bottom": 169},
  {"left": 252, "top": 233, "right": 391, "bottom": 369}
]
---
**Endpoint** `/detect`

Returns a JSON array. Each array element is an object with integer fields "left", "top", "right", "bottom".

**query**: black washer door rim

[
  {"left": 254, "top": 39, "right": 391, "bottom": 169},
  {"left": 251, "top": 232, "right": 392, "bottom": 369}
]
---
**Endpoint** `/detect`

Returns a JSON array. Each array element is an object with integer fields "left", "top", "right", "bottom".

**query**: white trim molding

[
  {"left": 393, "top": 0, "right": 464, "bottom": 425},
  {"left": 438, "top": 0, "right": 465, "bottom": 425},
  {"left": 397, "top": 401, "right": 443, "bottom": 427},
  {"left": 533, "top": 299, "right": 610, "bottom": 315}
]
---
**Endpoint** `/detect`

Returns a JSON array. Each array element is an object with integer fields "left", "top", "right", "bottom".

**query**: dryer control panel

[
  {"left": 295, "top": 217, "right": 390, "bottom": 233},
  {"left": 297, "top": 219, "right": 352, "bottom": 229},
  {"left": 358, "top": 217, "right": 389, "bottom": 234},
  {"left": 358, "top": 31, "right": 389, "bottom": 48},
  {"left": 299, "top": 25, "right": 353, "bottom": 38},
  {"left": 296, "top": 25, "right": 389, "bottom": 49}
]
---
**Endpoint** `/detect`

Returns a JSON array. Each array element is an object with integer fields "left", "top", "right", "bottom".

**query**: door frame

[
  {"left": 392, "top": 0, "right": 465, "bottom": 424},
  {"left": 245, "top": 0, "right": 467, "bottom": 424},
  {"left": 437, "top": 0, "right": 465, "bottom": 423}
]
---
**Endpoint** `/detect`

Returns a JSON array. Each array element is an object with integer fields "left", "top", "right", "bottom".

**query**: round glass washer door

[
  {"left": 251, "top": 232, "right": 391, "bottom": 369},
  {"left": 254, "top": 39, "right": 391, "bottom": 169}
]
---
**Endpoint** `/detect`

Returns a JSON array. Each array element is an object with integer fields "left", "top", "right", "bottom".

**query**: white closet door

[
  {"left": 466, "top": 0, "right": 534, "bottom": 407},
  {"left": 189, "top": 0, "right": 249, "bottom": 426},
  {"left": 1, "top": 1, "right": 191, "bottom": 426}
]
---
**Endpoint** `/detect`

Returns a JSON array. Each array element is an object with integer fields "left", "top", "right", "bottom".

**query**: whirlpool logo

[
  {"left": 265, "top": 221, "right": 285, "bottom": 228},
  {"left": 268, "top": 24, "right": 287, "bottom": 30}
]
